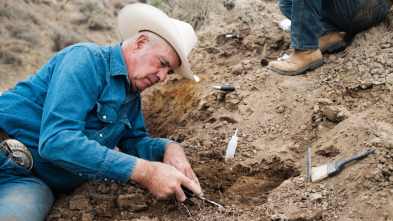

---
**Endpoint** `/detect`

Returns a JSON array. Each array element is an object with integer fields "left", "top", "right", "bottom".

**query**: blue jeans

[
  {"left": 0, "top": 152, "right": 54, "bottom": 220},
  {"left": 279, "top": 0, "right": 390, "bottom": 50}
]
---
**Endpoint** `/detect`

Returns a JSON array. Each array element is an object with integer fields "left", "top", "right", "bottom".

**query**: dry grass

[
  {"left": 0, "top": 2, "right": 12, "bottom": 18},
  {"left": 76, "top": 0, "right": 112, "bottom": 30},
  {"left": 0, "top": 49, "right": 21, "bottom": 65},
  {"left": 49, "top": 26, "right": 84, "bottom": 52},
  {"left": 149, "top": 0, "right": 221, "bottom": 30},
  {"left": 6, "top": 22, "right": 38, "bottom": 45}
]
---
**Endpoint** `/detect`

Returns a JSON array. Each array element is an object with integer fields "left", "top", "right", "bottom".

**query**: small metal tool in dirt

[
  {"left": 311, "top": 148, "right": 376, "bottom": 182},
  {"left": 307, "top": 148, "right": 311, "bottom": 182},
  {"left": 182, "top": 186, "right": 224, "bottom": 208},
  {"left": 225, "top": 34, "right": 243, "bottom": 39},
  {"left": 212, "top": 86, "right": 236, "bottom": 91}
]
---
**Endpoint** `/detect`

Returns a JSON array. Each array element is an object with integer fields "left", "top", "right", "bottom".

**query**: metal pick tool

[
  {"left": 307, "top": 148, "right": 311, "bottom": 182},
  {"left": 182, "top": 186, "right": 224, "bottom": 208}
]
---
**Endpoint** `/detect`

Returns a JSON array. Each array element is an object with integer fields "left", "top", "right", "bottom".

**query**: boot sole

[
  {"left": 267, "top": 58, "right": 325, "bottom": 76},
  {"left": 321, "top": 40, "right": 347, "bottom": 54}
]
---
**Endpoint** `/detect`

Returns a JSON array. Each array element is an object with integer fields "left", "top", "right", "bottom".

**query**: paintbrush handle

[{"left": 341, "top": 148, "right": 376, "bottom": 165}]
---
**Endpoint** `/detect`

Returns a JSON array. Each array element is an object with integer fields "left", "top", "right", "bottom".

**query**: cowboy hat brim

[{"left": 116, "top": 3, "right": 197, "bottom": 81}]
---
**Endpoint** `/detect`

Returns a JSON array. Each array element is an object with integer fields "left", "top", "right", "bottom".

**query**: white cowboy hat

[{"left": 116, "top": 3, "right": 199, "bottom": 82}]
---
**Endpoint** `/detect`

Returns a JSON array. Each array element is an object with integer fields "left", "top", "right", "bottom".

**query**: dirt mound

[{"left": 1, "top": 0, "right": 392, "bottom": 220}]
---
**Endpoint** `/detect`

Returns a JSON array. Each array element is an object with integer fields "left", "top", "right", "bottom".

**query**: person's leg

[
  {"left": 289, "top": 0, "right": 323, "bottom": 50},
  {"left": 268, "top": 0, "right": 324, "bottom": 76},
  {"left": 278, "top": 0, "right": 345, "bottom": 54},
  {"left": 321, "top": 0, "right": 390, "bottom": 38},
  {"left": 317, "top": 0, "right": 390, "bottom": 54},
  {"left": 318, "top": 31, "right": 347, "bottom": 54},
  {"left": 0, "top": 153, "right": 54, "bottom": 220},
  {"left": 279, "top": 0, "right": 293, "bottom": 19}
]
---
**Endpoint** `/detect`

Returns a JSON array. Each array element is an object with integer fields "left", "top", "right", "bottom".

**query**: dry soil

[{"left": 1, "top": 0, "right": 392, "bottom": 220}]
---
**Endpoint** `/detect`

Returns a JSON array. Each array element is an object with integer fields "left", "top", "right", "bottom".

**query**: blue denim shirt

[{"left": 0, "top": 43, "right": 175, "bottom": 192}]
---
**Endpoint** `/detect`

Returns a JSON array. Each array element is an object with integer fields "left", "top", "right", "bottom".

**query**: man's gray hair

[
  {"left": 122, "top": 31, "right": 179, "bottom": 61},
  {"left": 123, "top": 31, "right": 165, "bottom": 50}
]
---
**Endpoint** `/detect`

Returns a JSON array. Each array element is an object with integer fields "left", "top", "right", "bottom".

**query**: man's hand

[
  {"left": 163, "top": 143, "right": 200, "bottom": 188},
  {"left": 130, "top": 159, "right": 202, "bottom": 202}
]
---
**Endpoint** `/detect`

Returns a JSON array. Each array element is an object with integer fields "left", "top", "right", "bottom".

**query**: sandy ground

[{"left": 1, "top": 0, "right": 392, "bottom": 220}]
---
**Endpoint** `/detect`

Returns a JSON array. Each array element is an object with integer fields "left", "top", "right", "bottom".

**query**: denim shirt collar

[
  {"left": 110, "top": 43, "right": 128, "bottom": 77},
  {"left": 111, "top": 43, "right": 142, "bottom": 100},
  {"left": 110, "top": 43, "right": 133, "bottom": 92}
]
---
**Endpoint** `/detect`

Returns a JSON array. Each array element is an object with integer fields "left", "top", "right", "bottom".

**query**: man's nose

[{"left": 157, "top": 69, "right": 168, "bottom": 82}]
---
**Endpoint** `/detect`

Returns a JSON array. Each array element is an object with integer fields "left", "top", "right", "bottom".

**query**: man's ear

[{"left": 134, "top": 34, "right": 149, "bottom": 53}]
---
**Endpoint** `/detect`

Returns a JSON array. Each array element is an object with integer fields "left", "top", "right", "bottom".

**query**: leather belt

[{"left": 0, "top": 128, "right": 9, "bottom": 143}]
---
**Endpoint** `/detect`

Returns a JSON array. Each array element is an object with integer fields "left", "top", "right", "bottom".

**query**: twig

[{"left": 180, "top": 202, "right": 194, "bottom": 220}]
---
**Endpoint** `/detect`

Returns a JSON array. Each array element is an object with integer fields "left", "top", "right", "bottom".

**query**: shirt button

[
  {"left": 79, "top": 173, "right": 82, "bottom": 176},
  {"left": 103, "top": 115, "right": 107, "bottom": 120},
  {"left": 100, "top": 134, "right": 103, "bottom": 138}
]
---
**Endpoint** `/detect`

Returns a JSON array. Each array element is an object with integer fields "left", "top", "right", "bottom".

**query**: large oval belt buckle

[{"left": 0, "top": 139, "right": 34, "bottom": 170}]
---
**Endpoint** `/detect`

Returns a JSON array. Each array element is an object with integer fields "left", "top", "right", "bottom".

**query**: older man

[
  {"left": 0, "top": 3, "right": 202, "bottom": 220},
  {"left": 268, "top": 0, "right": 392, "bottom": 76}
]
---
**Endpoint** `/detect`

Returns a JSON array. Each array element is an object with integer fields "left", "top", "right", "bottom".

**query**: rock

[
  {"left": 223, "top": 0, "right": 235, "bottom": 10},
  {"left": 81, "top": 213, "right": 93, "bottom": 221},
  {"left": 69, "top": 196, "right": 89, "bottom": 210},
  {"left": 117, "top": 194, "right": 148, "bottom": 212},
  {"left": 95, "top": 204, "right": 112, "bottom": 217},
  {"left": 385, "top": 73, "right": 393, "bottom": 91},
  {"left": 316, "top": 145, "right": 340, "bottom": 157},
  {"left": 310, "top": 193, "right": 323, "bottom": 202},
  {"left": 317, "top": 98, "right": 333, "bottom": 105},
  {"left": 287, "top": 208, "right": 323, "bottom": 221},
  {"left": 97, "top": 184, "right": 110, "bottom": 194},
  {"left": 276, "top": 105, "right": 285, "bottom": 113},
  {"left": 232, "top": 63, "right": 243, "bottom": 75},
  {"left": 370, "top": 137, "right": 381, "bottom": 146},
  {"left": 321, "top": 105, "right": 351, "bottom": 123}
]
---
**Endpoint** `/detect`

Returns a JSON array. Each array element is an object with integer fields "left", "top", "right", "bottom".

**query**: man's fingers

[
  {"left": 182, "top": 177, "right": 203, "bottom": 198},
  {"left": 185, "top": 169, "right": 200, "bottom": 187},
  {"left": 135, "top": 160, "right": 203, "bottom": 202},
  {"left": 175, "top": 186, "right": 187, "bottom": 202}
]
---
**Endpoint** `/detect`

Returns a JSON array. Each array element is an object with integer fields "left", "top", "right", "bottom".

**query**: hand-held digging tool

[
  {"left": 182, "top": 186, "right": 224, "bottom": 208},
  {"left": 311, "top": 148, "right": 376, "bottom": 182}
]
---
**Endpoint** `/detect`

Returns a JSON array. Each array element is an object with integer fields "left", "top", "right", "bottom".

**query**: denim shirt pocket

[
  {"left": 120, "top": 114, "right": 132, "bottom": 130},
  {"left": 89, "top": 102, "right": 117, "bottom": 145}
]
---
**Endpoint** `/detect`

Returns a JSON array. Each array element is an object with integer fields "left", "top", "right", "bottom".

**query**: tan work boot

[
  {"left": 318, "top": 31, "right": 347, "bottom": 54},
  {"left": 267, "top": 49, "right": 324, "bottom": 76}
]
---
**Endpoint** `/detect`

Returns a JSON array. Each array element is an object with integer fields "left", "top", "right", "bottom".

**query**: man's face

[{"left": 124, "top": 35, "right": 180, "bottom": 92}]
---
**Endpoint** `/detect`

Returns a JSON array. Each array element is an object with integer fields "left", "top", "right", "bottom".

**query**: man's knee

[{"left": 0, "top": 178, "right": 54, "bottom": 220}]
